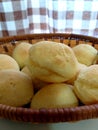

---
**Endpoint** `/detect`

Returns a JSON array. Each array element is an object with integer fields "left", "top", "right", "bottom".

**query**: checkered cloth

[{"left": 0, "top": 0, "right": 98, "bottom": 37}]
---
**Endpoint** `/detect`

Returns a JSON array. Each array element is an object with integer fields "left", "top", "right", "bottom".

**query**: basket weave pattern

[{"left": 0, "top": 33, "right": 98, "bottom": 123}]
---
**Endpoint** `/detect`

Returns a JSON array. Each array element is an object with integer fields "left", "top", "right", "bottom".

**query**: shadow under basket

[{"left": 0, "top": 33, "right": 98, "bottom": 123}]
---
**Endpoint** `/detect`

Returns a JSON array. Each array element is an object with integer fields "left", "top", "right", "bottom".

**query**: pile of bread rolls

[{"left": 0, "top": 40, "right": 98, "bottom": 109}]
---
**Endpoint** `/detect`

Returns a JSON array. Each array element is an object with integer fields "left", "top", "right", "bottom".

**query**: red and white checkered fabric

[{"left": 0, "top": 0, "right": 98, "bottom": 37}]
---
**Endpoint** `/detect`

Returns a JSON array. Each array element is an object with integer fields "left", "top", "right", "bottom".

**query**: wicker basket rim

[{"left": 0, "top": 33, "right": 98, "bottom": 43}]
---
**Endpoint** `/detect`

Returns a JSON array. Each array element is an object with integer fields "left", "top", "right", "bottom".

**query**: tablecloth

[{"left": 0, "top": 0, "right": 98, "bottom": 37}]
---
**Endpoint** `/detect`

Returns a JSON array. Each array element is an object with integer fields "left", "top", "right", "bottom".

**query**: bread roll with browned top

[
  {"left": 27, "top": 41, "right": 79, "bottom": 83},
  {"left": 74, "top": 65, "right": 98, "bottom": 105},
  {"left": 31, "top": 83, "right": 78, "bottom": 109},
  {"left": 0, "top": 69, "right": 34, "bottom": 107}
]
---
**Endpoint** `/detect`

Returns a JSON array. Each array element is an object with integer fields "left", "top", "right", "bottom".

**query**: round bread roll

[
  {"left": 27, "top": 41, "right": 79, "bottom": 83},
  {"left": 0, "top": 69, "right": 34, "bottom": 107},
  {"left": 72, "top": 44, "right": 98, "bottom": 66},
  {"left": 0, "top": 54, "right": 19, "bottom": 70},
  {"left": 31, "top": 83, "right": 78, "bottom": 109},
  {"left": 12, "top": 42, "right": 32, "bottom": 69},
  {"left": 74, "top": 65, "right": 98, "bottom": 105}
]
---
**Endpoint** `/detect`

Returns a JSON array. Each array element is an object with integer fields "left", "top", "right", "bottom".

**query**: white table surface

[{"left": 0, "top": 118, "right": 98, "bottom": 130}]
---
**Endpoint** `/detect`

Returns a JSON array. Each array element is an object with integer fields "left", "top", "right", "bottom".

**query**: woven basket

[{"left": 0, "top": 33, "right": 98, "bottom": 123}]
